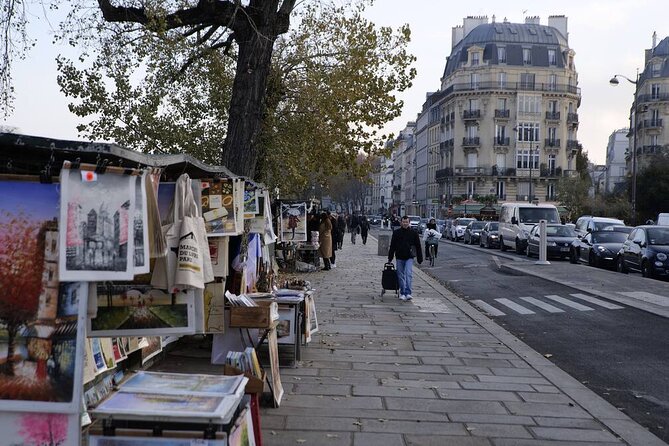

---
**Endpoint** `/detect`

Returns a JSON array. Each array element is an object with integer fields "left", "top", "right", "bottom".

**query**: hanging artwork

[
  {"left": 200, "top": 178, "right": 240, "bottom": 236},
  {"left": 209, "top": 237, "right": 229, "bottom": 278},
  {"left": 133, "top": 172, "right": 151, "bottom": 274},
  {"left": 0, "top": 180, "right": 88, "bottom": 414},
  {"left": 59, "top": 165, "right": 136, "bottom": 281},
  {"left": 248, "top": 190, "right": 266, "bottom": 233},
  {"left": 280, "top": 202, "right": 307, "bottom": 242},
  {"left": 88, "top": 283, "right": 195, "bottom": 337},
  {"left": 243, "top": 181, "right": 259, "bottom": 218},
  {"left": 141, "top": 336, "right": 163, "bottom": 365},
  {"left": 203, "top": 283, "right": 226, "bottom": 333},
  {"left": 0, "top": 411, "right": 80, "bottom": 446}
]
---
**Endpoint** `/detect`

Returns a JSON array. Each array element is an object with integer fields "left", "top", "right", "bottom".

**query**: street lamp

[{"left": 610, "top": 70, "right": 640, "bottom": 225}]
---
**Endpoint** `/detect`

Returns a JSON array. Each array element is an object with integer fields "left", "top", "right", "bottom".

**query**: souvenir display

[
  {"left": 121, "top": 371, "right": 244, "bottom": 395},
  {"left": 140, "top": 336, "right": 163, "bottom": 365},
  {"left": 133, "top": 172, "right": 150, "bottom": 274},
  {"left": 243, "top": 181, "right": 259, "bottom": 217},
  {"left": 280, "top": 202, "right": 307, "bottom": 242},
  {"left": 201, "top": 178, "right": 241, "bottom": 236}
]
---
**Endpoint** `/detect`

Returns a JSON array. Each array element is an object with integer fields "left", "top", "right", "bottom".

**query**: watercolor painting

[
  {"left": 228, "top": 406, "right": 256, "bottom": 446},
  {"left": 121, "top": 371, "right": 244, "bottom": 395},
  {"left": 0, "top": 180, "right": 87, "bottom": 413},
  {"left": 93, "top": 391, "right": 228, "bottom": 418},
  {"left": 203, "top": 283, "right": 225, "bottom": 333},
  {"left": 59, "top": 167, "right": 135, "bottom": 281},
  {"left": 280, "top": 202, "right": 307, "bottom": 242},
  {"left": 0, "top": 411, "right": 80, "bottom": 446},
  {"left": 89, "top": 283, "right": 194, "bottom": 337}
]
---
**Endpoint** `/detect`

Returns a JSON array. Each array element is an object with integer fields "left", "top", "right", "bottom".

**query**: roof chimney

[
  {"left": 548, "top": 15, "right": 568, "bottom": 43},
  {"left": 525, "top": 16, "right": 540, "bottom": 25},
  {"left": 652, "top": 31, "right": 657, "bottom": 49},
  {"left": 452, "top": 25, "right": 464, "bottom": 49}
]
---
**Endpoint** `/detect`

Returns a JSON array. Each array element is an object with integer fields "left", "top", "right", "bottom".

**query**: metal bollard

[{"left": 536, "top": 219, "right": 550, "bottom": 265}]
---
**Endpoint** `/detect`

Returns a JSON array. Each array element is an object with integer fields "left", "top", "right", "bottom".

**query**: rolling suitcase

[{"left": 380, "top": 262, "right": 399, "bottom": 300}]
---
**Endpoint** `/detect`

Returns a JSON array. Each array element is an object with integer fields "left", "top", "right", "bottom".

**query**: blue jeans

[{"left": 396, "top": 258, "right": 413, "bottom": 296}]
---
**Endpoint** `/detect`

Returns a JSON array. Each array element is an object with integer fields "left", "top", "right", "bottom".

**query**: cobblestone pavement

[{"left": 260, "top": 235, "right": 666, "bottom": 446}]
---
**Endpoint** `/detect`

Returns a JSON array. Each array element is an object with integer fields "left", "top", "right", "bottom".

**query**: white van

[
  {"left": 499, "top": 203, "right": 560, "bottom": 254},
  {"left": 657, "top": 213, "right": 669, "bottom": 226}
]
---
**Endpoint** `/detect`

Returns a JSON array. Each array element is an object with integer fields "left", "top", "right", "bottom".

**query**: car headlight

[
  {"left": 656, "top": 253, "right": 667, "bottom": 261},
  {"left": 547, "top": 241, "right": 557, "bottom": 246},
  {"left": 490, "top": 234, "right": 498, "bottom": 239},
  {"left": 520, "top": 230, "right": 529, "bottom": 238},
  {"left": 655, "top": 261, "right": 664, "bottom": 267},
  {"left": 597, "top": 245, "right": 609, "bottom": 253}
]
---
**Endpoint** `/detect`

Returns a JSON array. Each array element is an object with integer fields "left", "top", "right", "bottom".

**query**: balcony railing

[
  {"left": 435, "top": 168, "right": 453, "bottom": 182},
  {"left": 545, "top": 111, "right": 560, "bottom": 120},
  {"left": 454, "top": 167, "right": 488, "bottom": 176},
  {"left": 441, "top": 81, "right": 581, "bottom": 96},
  {"left": 641, "top": 145, "right": 664, "bottom": 154},
  {"left": 492, "top": 167, "right": 516, "bottom": 176},
  {"left": 540, "top": 167, "right": 562, "bottom": 177},
  {"left": 566, "top": 140, "right": 581, "bottom": 150},
  {"left": 637, "top": 93, "right": 669, "bottom": 103},
  {"left": 446, "top": 138, "right": 454, "bottom": 147},
  {"left": 462, "top": 137, "right": 480, "bottom": 146},
  {"left": 544, "top": 138, "right": 561, "bottom": 148},
  {"left": 567, "top": 113, "right": 579, "bottom": 123},
  {"left": 639, "top": 119, "right": 663, "bottom": 129},
  {"left": 494, "top": 109, "right": 510, "bottom": 118},
  {"left": 463, "top": 110, "right": 481, "bottom": 120},
  {"left": 562, "top": 169, "right": 578, "bottom": 178}
]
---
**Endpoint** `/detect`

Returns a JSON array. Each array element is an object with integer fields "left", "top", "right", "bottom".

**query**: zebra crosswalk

[{"left": 471, "top": 293, "right": 624, "bottom": 317}]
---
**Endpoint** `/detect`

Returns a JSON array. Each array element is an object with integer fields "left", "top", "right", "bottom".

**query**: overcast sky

[{"left": 4, "top": 0, "right": 669, "bottom": 164}]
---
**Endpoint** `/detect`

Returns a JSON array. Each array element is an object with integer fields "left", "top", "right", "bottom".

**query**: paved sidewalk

[{"left": 260, "top": 235, "right": 667, "bottom": 445}]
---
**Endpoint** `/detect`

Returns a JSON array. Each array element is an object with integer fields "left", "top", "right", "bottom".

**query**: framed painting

[
  {"left": 279, "top": 202, "right": 307, "bottom": 242},
  {"left": 59, "top": 166, "right": 136, "bottom": 281},
  {"left": 88, "top": 283, "right": 195, "bottom": 337},
  {"left": 0, "top": 412, "right": 80, "bottom": 446},
  {"left": 120, "top": 371, "right": 245, "bottom": 396},
  {"left": 88, "top": 433, "right": 226, "bottom": 445},
  {"left": 275, "top": 306, "right": 296, "bottom": 345}
]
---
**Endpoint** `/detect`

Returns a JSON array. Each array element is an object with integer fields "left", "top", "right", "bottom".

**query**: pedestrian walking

[
  {"left": 387, "top": 215, "right": 422, "bottom": 301},
  {"left": 350, "top": 213, "right": 360, "bottom": 244},
  {"left": 337, "top": 214, "right": 346, "bottom": 249},
  {"left": 318, "top": 212, "right": 333, "bottom": 270},
  {"left": 328, "top": 211, "right": 338, "bottom": 268},
  {"left": 360, "top": 215, "right": 370, "bottom": 245}
]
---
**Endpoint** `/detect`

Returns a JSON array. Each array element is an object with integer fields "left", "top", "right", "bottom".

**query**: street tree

[
  {"left": 635, "top": 155, "right": 669, "bottom": 223},
  {"left": 557, "top": 149, "right": 591, "bottom": 221},
  {"left": 0, "top": 214, "right": 44, "bottom": 376}
]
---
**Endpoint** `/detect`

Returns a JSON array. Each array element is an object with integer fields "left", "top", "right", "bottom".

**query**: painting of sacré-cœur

[
  {"left": 59, "top": 167, "right": 136, "bottom": 281},
  {"left": 0, "top": 181, "right": 87, "bottom": 413}
]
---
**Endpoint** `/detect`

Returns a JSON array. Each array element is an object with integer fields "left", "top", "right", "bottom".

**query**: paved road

[{"left": 419, "top": 238, "right": 669, "bottom": 443}]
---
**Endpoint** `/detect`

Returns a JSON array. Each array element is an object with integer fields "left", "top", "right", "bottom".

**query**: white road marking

[
  {"left": 569, "top": 293, "right": 624, "bottom": 310},
  {"left": 519, "top": 296, "right": 565, "bottom": 313},
  {"left": 471, "top": 299, "right": 506, "bottom": 316},
  {"left": 617, "top": 291, "right": 669, "bottom": 307},
  {"left": 544, "top": 295, "right": 594, "bottom": 311},
  {"left": 495, "top": 298, "right": 535, "bottom": 315},
  {"left": 491, "top": 256, "right": 502, "bottom": 268}
]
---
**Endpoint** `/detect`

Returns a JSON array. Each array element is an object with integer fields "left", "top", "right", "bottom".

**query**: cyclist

[{"left": 423, "top": 218, "right": 442, "bottom": 262}]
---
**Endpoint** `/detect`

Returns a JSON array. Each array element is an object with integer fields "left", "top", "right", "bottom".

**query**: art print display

[
  {"left": 243, "top": 181, "right": 259, "bottom": 217},
  {"left": 89, "top": 283, "right": 195, "bottom": 337},
  {"left": 276, "top": 306, "right": 296, "bottom": 345},
  {"left": 203, "top": 283, "right": 226, "bottom": 333},
  {"left": 121, "top": 371, "right": 244, "bottom": 395},
  {"left": 0, "top": 411, "right": 80, "bottom": 446},
  {"left": 99, "top": 337, "right": 116, "bottom": 369},
  {"left": 140, "top": 336, "right": 163, "bottom": 365},
  {"left": 208, "top": 237, "right": 229, "bottom": 278},
  {"left": 133, "top": 172, "right": 151, "bottom": 274},
  {"left": 308, "top": 293, "right": 319, "bottom": 337},
  {"left": 200, "top": 178, "right": 241, "bottom": 236},
  {"left": 90, "top": 338, "right": 107, "bottom": 374},
  {"left": 228, "top": 406, "right": 256, "bottom": 446},
  {"left": 280, "top": 202, "right": 307, "bottom": 242},
  {"left": 0, "top": 180, "right": 88, "bottom": 413},
  {"left": 157, "top": 181, "right": 202, "bottom": 226},
  {"left": 88, "top": 434, "right": 227, "bottom": 446},
  {"left": 267, "top": 328, "right": 284, "bottom": 407},
  {"left": 59, "top": 166, "right": 136, "bottom": 281}
]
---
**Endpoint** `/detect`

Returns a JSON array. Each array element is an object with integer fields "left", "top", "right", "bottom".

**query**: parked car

[
  {"left": 499, "top": 203, "right": 560, "bottom": 254},
  {"left": 436, "top": 219, "right": 446, "bottom": 234},
  {"left": 658, "top": 213, "right": 669, "bottom": 226},
  {"left": 570, "top": 229, "right": 630, "bottom": 268},
  {"left": 464, "top": 221, "right": 486, "bottom": 245},
  {"left": 479, "top": 222, "right": 500, "bottom": 248},
  {"left": 616, "top": 225, "right": 669, "bottom": 278},
  {"left": 573, "top": 215, "right": 625, "bottom": 238},
  {"left": 450, "top": 217, "right": 476, "bottom": 241},
  {"left": 408, "top": 215, "right": 421, "bottom": 232},
  {"left": 370, "top": 215, "right": 383, "bottom": 226},
  {"left": 443, "top": 218, "right": 454, "bottom": 237},
  {"left": 525, "top": 224, "right": 578, "bottom": 259}
]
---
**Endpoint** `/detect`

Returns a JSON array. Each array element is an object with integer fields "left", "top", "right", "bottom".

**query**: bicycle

[{"left": 428, "top": 243, "right": 436, "bottom": 267}]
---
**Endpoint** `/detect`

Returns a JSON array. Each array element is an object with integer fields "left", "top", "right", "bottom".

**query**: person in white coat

[{"left": 423, "top": 218, "right": 442, "bottom": 259}]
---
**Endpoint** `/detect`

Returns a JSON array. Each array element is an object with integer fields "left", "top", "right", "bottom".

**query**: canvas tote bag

[{"left": 174, "top": 176, "right": 214, "bottom": 290}]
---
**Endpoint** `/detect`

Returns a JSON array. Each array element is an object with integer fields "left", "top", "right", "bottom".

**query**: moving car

[
  {"left": 573, "top": 216, "right": 625, "bottom": 237},
  {"left": 499, "top": 203, "right": 560, "bottom": 254},
  {"left": 408, "top": 215, "right": 421, "bottom": 232},
  {"left": 450, "top": 217, "right": 476, "bottom": 241},
  {"left": 570, "top": 229, "right": 630, "bottom": 268},
  {"left": 370, "top": 215, "right": 383, "bottom": 226},
  {"left": 525, "top": 224, "right": 578, "bottom": 259},
  {"left": 464, "top": 221, "right": 486, "bottom": 245},
  {"left": 616, "top": 225, "right": 669, "bottom": 278},
  {"left": 479, "top": 222, "right": 500, "bottom": 248}
]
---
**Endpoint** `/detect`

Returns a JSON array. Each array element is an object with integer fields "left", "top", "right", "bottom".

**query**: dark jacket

[{"left": 388, "top": 227, "right": 423, "bottom": 263}]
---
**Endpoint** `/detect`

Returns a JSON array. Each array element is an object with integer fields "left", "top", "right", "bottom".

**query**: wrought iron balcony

[
  {"left": 494, "top": 109, "right": 510, "bottom": 119},
  {"left": 567, "top": 113, "right": 579, "bottom": 124},
  {"left": 641, "top": 145, "right": 664, "bottom": 154},
  {"left": 462, "top": 137, "right": 480, "bottom": 147},
  {"left": 435, "top": 168, "right": 453, "bottom": 182},
  {"left": 639, "top": 119, "right": 663, "bottom": 129},
  {"left": 492, "top": 167, "right": 516, "bottom": 176},
  {"left": 454, "top": 167, "right": 488, "bottom": 176},
  {"left": 545, "top": 111, "right": 561, "bottom": 120},
  {"left": 637, "top": 93, "right": 669, "bottom": 103},
  {"left": 544, "top": 138, "right": 561, "bottom": 148},
  {"left": 440, "top": 81, "right": 581, "bottom": 96},
  {"left": 566, "top": 140, "right": 581, "bottom": 150},
  {"left": 493, "top": 137, "right": 510, "bottom": 146},
  {"left": 463, "top": 110, "right": 481, "bottom": 120},
  {"left": 540, "top": 167, "right": 561, "bottom": 177}
]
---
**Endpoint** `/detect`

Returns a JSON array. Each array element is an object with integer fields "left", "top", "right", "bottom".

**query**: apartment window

[
  {"left": 523, "top": 48, "right": 532, "bottom": 65},
  {"left": 651, "top": 83, "right": 661, "bottom": 99},
  {"left": 466, "top": 181, "right": 476, "bottom": 197},
  {"left": 472, "top": 52, "right": 480, "bottom": 66},
  {"left": 495, "top": 124, "right": 506, "bottom": 140},
  {"left": 548, "top": 100, "right": 558, "bottom": 113},
  {"left": 548, "top": 49, "right": 557, "bottom": 66},
  {"left": 467, "top": 153, "right": 477, "bottom": 168},
  {"left": 496, "top": 153, "right": 506, "bottom": 169},
  {"left": 650, "top": 134, "right": 659, "bottom": 146},
  {"left": 651, "top": 109, "right": 660, "bottom": 125},
  {"left": 652, "top": 62, "right": 662, "bottom": 77},
  {"left": 466, "top": 124, "right": 478, "bottom": 138},
  {"left": 547, "top": 127, "right": 557, "bottom": 142},
  {"left": 568, "top": 102, "right": 574, "bottom": 113},
  {"left": 496, "top": 181, "right": 505, "bottom": 199},
  {"left": 517, "top": 182, "right": 530, "bottom": 196},
  {"left": 471, "top": 73, "right": 480, "bottom": 89},
  {"left": 498, "top": 72, "right": 507, "bottom": 88},
  {"left": 498, "top": 97, "right": 507, "bottom": 110},
  {"left": 497, "top": 46, "right": 507, "bottom": 63},
  {"left": 518, "top": 94, "right": 540, "bottom": 114},
  {"left": 516, "top": 149, "right": 539, "bottom": 169},
  {"left": 548, "top": 74, "right": 557, "bottom": 91},
  {"left": 618, "top": 167, "right": 626, "bottom": 177},
  {"left": 548, "top": 154, "right": 556, "bottom": 171},
  {"left": 468, "top": 98, "right": 479, "bottom": 111},
  {"left": 517, "top": 122, "right": 540, "bottom": 142},
  {"left": 520, "top": 73, "right": 535, "bottom": 89},
  {"left": 547, "top": 183, "right": 556, "bottom": 199}
]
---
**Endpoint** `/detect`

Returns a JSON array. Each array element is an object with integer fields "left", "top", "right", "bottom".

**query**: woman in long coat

[{"left": 318, "top": 212, "right": 333, "bottom": 270}]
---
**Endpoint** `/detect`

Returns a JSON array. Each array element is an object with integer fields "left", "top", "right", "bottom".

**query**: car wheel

[
  {"left": 616, "top": 256, "right": 628, "bottom": 274},
  {"left": 500, "top": 237, "right": 507, "bottom": 251},
  {"left": 569, "top": 249, "right": 578, "bottom": 264},
  {"left": 515, "top": 238, "right": 524, "bottom": 255},
  {"left": 588, "top": 252, "right": 597, "bottom": 267},
  {"left": 642, "top": 261, "right": 654, "bottom": 278}
]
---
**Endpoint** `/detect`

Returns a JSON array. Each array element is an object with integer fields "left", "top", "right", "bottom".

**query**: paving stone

[
  {"left": 518, "top": 392, "right": 575, "bottom": 404},
  {"left": 532, "top": 417, "right": 605, "bottom": 429},
  {"left": 279, "top": 394, "right": 384, "bottom": 410},
  {"left": 385, "top": 397, "right": 508, "bottom": 414},
  {"left": 259, "top": 430, "right": 352, "bottom": 446},
  {"left": 397, "top": 372, "right": 477, "bottom": 382},
  {"left": 460, "top": 381, "right": 535, "bottom": 392},
  {"left": 259, "top": 414, "right": 285, "bottom": 429},
  {"left": 353, "top": 363, "right": 445, "bottom": 373},
  {"left": 380, "top": 378, "right": 461, "bottom": 390},
  {"left": 449, "top": 413, "right": 535, "bottom": 425},
  {"left": 353, "top": 385, "right": 437, "bottom": 398},
  {"left": 319, "top": 368, "right": 396, "bottom": 379},
  {"left": 504, "top": 401, "right": 591, "bottom": 418},
  {"left": 291, "top": 383, "right": 352, "bottom": 396},
  {"left": 436, "top": 389, "right": 522, "bottom": 402},
  {"left": 263, "top": 406, "right": 449, "bottom": 422},
  {"left": 444, "top": 365, "right": 494, "bottom": 375},
  {"left": 493, "top": 440, "right": 623, "bottom": 446},
  {"left": 462, "top": 358, "right": 515, "bottom": 368},
  {"left": 285, "top": 415, "right": 361, "bottom": 431},
  {"left": 353, "top": 432, "right": 406, "bottom": 446},
  {"left": 490, "top": 367, "right": 542, "bottom": 377},
  {"left": 361, "top": 419, "right": 467, "bottom": 435},
  {"left": 529, "top": 426, "right": 620, "bottom": 442},
  {"left": 477, "top": 375, "right": 551, "bottom": 385},
  {"left": 405, "top": 435, "right": 492, "bottom": 446}
]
